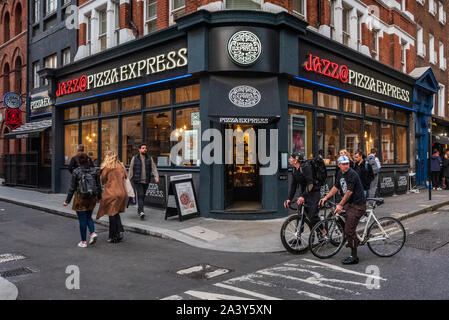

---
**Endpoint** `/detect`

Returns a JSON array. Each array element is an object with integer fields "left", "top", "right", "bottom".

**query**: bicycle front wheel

[
  {"left": 280, "top": 215, "right": 311, "bottom": 254},
  {"left": 367, "top": 217, "right": 406, "bottom": 257},
  {"left": 309, "top": 217, "right": 345, "bottom": 259}
]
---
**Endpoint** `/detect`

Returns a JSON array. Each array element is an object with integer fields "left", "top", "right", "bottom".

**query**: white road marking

[
  {"left": 184, "top": 290, "right": 253, "bottom": 300},
  {"left": 161, "top": 295, "right": 183, "bottom": 300},
  {"left": 0, "top": 254, "right": 26, "bottom": 264},
  {"left": 214, "top": 283, "right": 281, "bottom": 300},
  {"left": 177, "top": 265, "right": 204, "bottom": 275},
  {"left": 302, "top": 259, "right": 387, "bottom": 281},
  {"left": 205, "top": 269, "right": 230, "bottom": 279},
  {"left": 296, "top": 291, "right": 334, "bottom": 300}
]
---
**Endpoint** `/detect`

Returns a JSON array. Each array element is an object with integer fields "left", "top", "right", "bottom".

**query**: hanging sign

[
  {"left": 3, "top": 92, "right": 21, "bottom": 109},
  {"left": 5, "top": 108, "right": 22, "bottom": 130}
]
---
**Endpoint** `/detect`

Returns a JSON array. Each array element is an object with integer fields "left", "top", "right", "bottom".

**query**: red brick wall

[
  {"left": 157, "top": 0, "right": 169, "bottom": 30},
  {"left": 0, "top": 0, "right": 27, "bottom": 156}
]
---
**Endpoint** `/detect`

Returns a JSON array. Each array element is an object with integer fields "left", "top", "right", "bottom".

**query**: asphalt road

[{"left": 1, "top": 201, "right": 449, "bottom": 300}]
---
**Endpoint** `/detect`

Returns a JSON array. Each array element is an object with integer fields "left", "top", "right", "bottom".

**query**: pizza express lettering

[
  {"left": 303, "top": 53, "right": 410, "bottom": 103},
  {"left": 57, "top": 48, "right": 187, "bottom": 98},
  {"left": 30, "top": 97, "right": 52, "bottom": 110}
]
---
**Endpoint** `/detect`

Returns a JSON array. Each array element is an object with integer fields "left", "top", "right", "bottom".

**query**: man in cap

[
  {"left": 319, "top": 155, "right": 366, "bottom": 265},
  {"left": 284, "top": 152, "right": 321, "bottom": 233}
]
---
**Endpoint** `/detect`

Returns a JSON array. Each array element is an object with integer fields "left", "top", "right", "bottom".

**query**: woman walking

[
  {"left": 97, "top": 151, "right": 128, "bottom": 243},
  {"left": 63, "top": 153, "right": 100, "bottom": 248}
]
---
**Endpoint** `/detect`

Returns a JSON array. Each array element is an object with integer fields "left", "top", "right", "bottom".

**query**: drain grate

[
  {"left": 176, "top": 264, "right": 232, "bottom": 280},
  {"left": 406, "top": 229, "right": 449, "bottom": 251},
  {"left": 0, "top": 267, "right": 35, "bottom": 278}
]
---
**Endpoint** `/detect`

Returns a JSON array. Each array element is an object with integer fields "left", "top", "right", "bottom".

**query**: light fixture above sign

[{"left": 227, "top": 31, "right": 262, "bottom": 66}]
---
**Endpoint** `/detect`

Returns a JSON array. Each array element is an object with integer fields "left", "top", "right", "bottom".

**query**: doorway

[{"left": 224, "top": 124, "right": 262, "bottom": 210}]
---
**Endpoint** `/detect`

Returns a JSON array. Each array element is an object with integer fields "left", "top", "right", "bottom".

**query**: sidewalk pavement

[
  {"left": 0, "top": 276, "right": 18, "bottom": 300},
  {"left": 1, "top": 185, "right": 449, "bottom": 253}
]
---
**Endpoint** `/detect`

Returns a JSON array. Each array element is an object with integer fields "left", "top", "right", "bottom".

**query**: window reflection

[{"left": 317, "top": 113, "right": 340, "bottom": 165}]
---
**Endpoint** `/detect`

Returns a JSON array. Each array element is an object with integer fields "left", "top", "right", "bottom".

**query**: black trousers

[
  {"left": 304, "top": 190, "right": 321, "bottom": 229},
  {"left": 134, "top": 182, "right": 149, "bottom": 213},
  {"left": 108, "top": 214, "right": 124, "bottom": 240},
  {"left": 431, "top": 171, "right": 441, "bottom": 188}
]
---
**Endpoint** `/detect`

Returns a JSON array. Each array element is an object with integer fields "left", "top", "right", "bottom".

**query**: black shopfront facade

[{"left": 46, "top": 10, "right": 435, "bottom": 220}]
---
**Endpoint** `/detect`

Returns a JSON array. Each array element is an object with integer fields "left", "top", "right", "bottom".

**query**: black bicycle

[{"left": 280, "top": 199, "right": 332, "bottom": 254}]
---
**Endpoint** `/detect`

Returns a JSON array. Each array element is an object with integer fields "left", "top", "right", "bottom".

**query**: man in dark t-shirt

[{"left": 319, "top": 155, "right": 366, "bottom": 265}]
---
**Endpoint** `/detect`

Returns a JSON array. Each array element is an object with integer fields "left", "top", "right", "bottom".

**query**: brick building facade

[{"left": 0, "top": 0, "right": 27, "bottom": 157}]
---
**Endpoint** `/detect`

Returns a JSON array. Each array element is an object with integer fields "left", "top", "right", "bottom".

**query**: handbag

[{"left": 124, "top": 178, "right": 135, "bottom": 198}]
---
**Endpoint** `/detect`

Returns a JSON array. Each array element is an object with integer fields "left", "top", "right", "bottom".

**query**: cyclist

[
  {"left": 319, "top": 155, "right": 366, "bottom": 265},
  {"left": 284, "top": 153, "right": 321, "bottom": 233}
]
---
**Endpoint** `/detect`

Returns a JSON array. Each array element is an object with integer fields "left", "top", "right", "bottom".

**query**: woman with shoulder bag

[
  {"left": 63, "top": 153, "right": 100, "bottom": 248},
  {"left": 97, "top": 151, "right": 128, "bottom": 243}
]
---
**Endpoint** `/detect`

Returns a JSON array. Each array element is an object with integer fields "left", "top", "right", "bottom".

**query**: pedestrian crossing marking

[
  {"left": 214, "top": 283, "right": 281, "bottom": 300},
  {"left": 0, "top": 254, "right": 26, "bottom": 264},
  {"left": 184, "top": 290, "right": 254, "bottom": 300}
]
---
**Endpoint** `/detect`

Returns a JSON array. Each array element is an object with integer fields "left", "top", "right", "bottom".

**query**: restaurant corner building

[{"left": 43, "top": 10, "right": 438, "bottom": 219}]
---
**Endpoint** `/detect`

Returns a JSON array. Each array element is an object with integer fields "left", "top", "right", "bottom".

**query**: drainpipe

[{"left": 129, "top": 0, "right": 139, "bottom": 38}]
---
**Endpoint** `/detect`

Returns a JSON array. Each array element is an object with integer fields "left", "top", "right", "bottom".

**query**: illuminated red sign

[
  {"left": 5, "top": 108, "right": 21, "bottom": 130},
  {"left": 304, "top": 53, "right": 349, "bottom": 83},
  {"left": 56, "top": 75, "right": 87, "bottom": 97}
]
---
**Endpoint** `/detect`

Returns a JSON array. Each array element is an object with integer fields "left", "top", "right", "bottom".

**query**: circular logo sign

[
  {"left": 227, "top": 31, "right": 262, "bottom": 66},
  {"left": 3, "top": 92, "right": 21, "bottom": 109},
  {"left": 229, "top": 85, "right": 261, "bottom": 108}
]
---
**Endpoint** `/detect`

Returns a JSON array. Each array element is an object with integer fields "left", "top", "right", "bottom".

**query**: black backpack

[
  {"left": 308, "top": 156, "right": 328, "bottom": 187},
  {"left": 77, "top": 168, "right": 98, "bottom": 199}
]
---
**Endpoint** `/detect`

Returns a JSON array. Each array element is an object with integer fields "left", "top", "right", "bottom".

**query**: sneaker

[
  {"left": 359, "top": 216, "right": 367, "bottom": 223},
  {"left": 89, "top": 232, "right": 98, "bottom": 245},
  {"left": 342, "top": 256, "right": 359, "bottom": 265},
  {"left": 77, "top": 241, "right": 87, "bottom": 248},
  {"left": 139, "top": 211, "right": 145, "bottom": 220},
  {"left": 437, "top": 187, "right": 443, "bottom": 191}
]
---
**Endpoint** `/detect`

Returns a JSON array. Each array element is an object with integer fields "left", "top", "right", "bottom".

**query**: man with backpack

[
  {"left": 284, "top": 153, "right": 325, "bottom": 231},
  {"left": 367, "top": 148, "right": 381, "bottom": 201},
  {"left": 63, "top": 153, "right": 101, "bottom": 248},
  {"left": 68, "top": 144, "right": 94, "bottom": 174}
]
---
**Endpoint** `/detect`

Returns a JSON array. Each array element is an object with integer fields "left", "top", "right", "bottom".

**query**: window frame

[
  {"left": 144, "top": 0, "right": 158, "bottom": 35},
  {"left": 45, "top": 0, "right": 56, "bottom": 16}
]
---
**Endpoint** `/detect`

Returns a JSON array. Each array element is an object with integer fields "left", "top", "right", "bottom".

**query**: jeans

[
  {"left": 76, "top": 210, "right": 95, "bottom": 242},
  {"left": 134, "top": 182, "right": 149, "bottom": 213},
  {"left": 109, "top": 214, "right": 124, "bottom": 240}
]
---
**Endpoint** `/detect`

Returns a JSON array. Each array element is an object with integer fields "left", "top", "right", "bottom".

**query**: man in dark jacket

[
  {"left": 68, "top": 144, "right": 94, "bottom": 174},
  {"left": 128, "top": 143, "right": 159, "bottom": 219},
  {"left": 284, "top": 153, "right": 321, "bottom": 231},
  {"left": 353, "top": 151, "right": 374, "bottom": 195},
  {"left": 430, "top": 149, "right": 443, "bottom": 190}
]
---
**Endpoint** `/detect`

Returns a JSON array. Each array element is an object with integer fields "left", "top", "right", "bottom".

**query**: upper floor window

[
  {"left": 439, "top": 2, "right": 446, "bottom": 24},
  {"left": 4, "top": 12, "right": 10, "bottom": 42},
  {"left": 62, "top": 48, "right": 71, "bottom": 66},
  {"left": 417, "top": 25, "right": 426, "bottom": 58},
  {"left": 226, "top": 0, "right": 262, "bottom": 10},
  {"left": 33, "top": 62, "right": 40, "bottom": 89},
  {"left": 356, "top": 12, "right": 363, "bottom": 51},
  {"left": 372, "top": 30, "right": 379, "bottom": 60},
  {"left": 439, "top": 42, "right": 446, "bottom": 70},
  {"left": 401, "top": 42, "right": 407, "bottom": 73},
  {"left": 438, "top": 83, "right": 445, "bottom": 117},
  {"left": 44, "top": 54, "right": 57, "bottom": 85},
  {"left": 429, "top": 34, "right": 437, "bottom": 64},
  {"left": 63, "top": 0, "right": 71, "bottom": 5},
  {"left": 330, "top": 0, "right": 335, "bottom": 40},
  {"left": 401, "top": 0, "right": 406, "bottom": 11},
  {"left": 98, "top": 9, "right": 107, "bottom": 52},
  {"left": 292, "top": 0, "right": 306, "bottom": 19},
  {"left": 86, "top": 15, "right": 92, "bottom": 56},
  {"left": 170, "top": 0, "right": 185, "bottom": 24},
  {"left": 145, "top": 0, "right": 157, "bottom": 34},
  {"left": 114, "top": 3, "right": 120, "bottom": 45},
  {"left": 14, "top": 3, "right": 22, "bottom": 35},
  {"left": 429, "top": 0, "right": 436, "bottom": 15},
  {"left": 34, "top": 0, "right": 40, "bottom": 23},
  {"left": 46, "top": 0, "right": 56, "bottom": 15},
  {"left": 342, "top": 6, "right": 350, "bottom": 46}
]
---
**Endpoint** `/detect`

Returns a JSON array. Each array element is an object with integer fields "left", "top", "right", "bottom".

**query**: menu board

[{"left": 165, "top": 174, "right": 200, "bottom": 221}]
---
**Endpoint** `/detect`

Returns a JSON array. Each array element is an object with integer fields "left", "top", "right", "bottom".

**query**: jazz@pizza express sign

[
  {"left": 303, "top": 53, "right": 410, "bottom": 103},
  {"left": 56, "top": 48, "right": 187, "bottom": 97}
]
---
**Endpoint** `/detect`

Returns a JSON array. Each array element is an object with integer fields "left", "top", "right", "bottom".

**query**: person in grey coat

[{"left": 128, "top": 143, "right": 159, "bottom": 219}]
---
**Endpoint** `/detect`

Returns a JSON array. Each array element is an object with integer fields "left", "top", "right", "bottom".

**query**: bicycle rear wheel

[
  {"left": 280, "top": 215, "right": 311, "bottom": 254},
  {"left": 367, "top": 217, "right": 406, "bottom": 257},
  {"left": 309, "top": 217, "right": 345, "bottom": 259}
]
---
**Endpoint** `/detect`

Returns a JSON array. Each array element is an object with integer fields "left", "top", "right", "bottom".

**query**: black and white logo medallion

[
  {"left": 227, "top": 31, "right": 262, "bottom": 66},
  {"left": 228, "top": 85, "right": 261, "bottom": 108}
]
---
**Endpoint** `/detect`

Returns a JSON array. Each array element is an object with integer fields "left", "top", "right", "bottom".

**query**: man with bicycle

[
  {"left": 284, "top": 153, "right": 321, "bottom": 233},
  {"left": 319, "top": 155, "right": 366, "bottom": 265}
]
